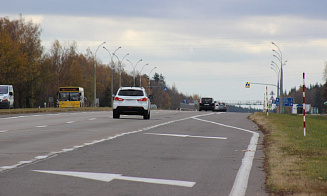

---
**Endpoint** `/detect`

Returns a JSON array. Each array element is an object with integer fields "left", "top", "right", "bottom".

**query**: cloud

[
  {"left": 2, "top": 0, "right": 327, "bottom": 105},
  {"left": 3, "top": 0, "right": 327, "bottom": 20}
]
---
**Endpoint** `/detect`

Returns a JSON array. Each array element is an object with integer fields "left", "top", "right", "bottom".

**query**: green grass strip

[{"left": 250, "top": 112, "right": 327, "bottom": 195}]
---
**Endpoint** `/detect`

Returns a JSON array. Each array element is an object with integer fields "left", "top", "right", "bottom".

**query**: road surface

[{"left": 0, "top": 110, "right": 267, "bottom": 195}]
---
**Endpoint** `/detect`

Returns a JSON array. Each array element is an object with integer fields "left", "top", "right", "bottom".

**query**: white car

[
  {"left": 113, "top": 87, "right": 151, "bottom": 119},
  {"left": 214, "top": 101, "right": 227, "bottom": 112}
]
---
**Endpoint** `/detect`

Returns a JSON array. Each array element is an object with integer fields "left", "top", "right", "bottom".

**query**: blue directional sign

[
  {"left": 164, "top": 87, "right": 168, "bottom": 91},
  {"left": 183, "top": 99, "right": 187, "bottom": 103},
  {"left": 275, "top": 97, "right": 293, "bottom": 106},
  {"left": 283, "top": 98, "right": 293, "bottom": 106},
  {"left": 275, "top": 98, "right": 280, "bottom": 106}
]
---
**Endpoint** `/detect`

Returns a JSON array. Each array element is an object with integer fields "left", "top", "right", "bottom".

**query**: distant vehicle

[
  {"left": 214, "top": 101, "right": 227, "bottom": 112},
  {"left": 58, "top": 87, "right": 85, "bottom": 108},
  {"left": 214, "top": 101, "right": 219, "bottom": 111},
  {"left": 113, "top": 87, "right": 151, "bottom": 119},
  {"left": 0, "top": 85, "right": 14, "bottom": 109},
  {"left": 199, "top": 97, "right": 215, "bottom": 111}
]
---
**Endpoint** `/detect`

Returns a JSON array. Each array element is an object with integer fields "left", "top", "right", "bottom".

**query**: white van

[{"left": 0, "top": 85, "right": 14, "bottom": 109}]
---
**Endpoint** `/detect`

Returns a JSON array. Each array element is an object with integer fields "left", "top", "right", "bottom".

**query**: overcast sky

[{"left": 2, "top": 0, "right": 327, "bottom": 106}]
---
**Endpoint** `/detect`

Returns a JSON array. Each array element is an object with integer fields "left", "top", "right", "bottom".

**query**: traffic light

[{"left": 245, "top": 82, "right": 250, "bottom": 88}]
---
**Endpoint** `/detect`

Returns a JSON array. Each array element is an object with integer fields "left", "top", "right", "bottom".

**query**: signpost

[
  {"left": 303, "top": 72, "right": 306, "bottom": 136},
  {"left": 275, "top": 97, "right": 293, "bottom": 107}
]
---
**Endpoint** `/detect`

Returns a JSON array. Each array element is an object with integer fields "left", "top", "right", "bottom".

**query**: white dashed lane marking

[
  {"left": 65, "top": 121, "right": 76, "bottom": 124},
  {"left": 36, "top": 125, "right": 48, "bottom": 128}
]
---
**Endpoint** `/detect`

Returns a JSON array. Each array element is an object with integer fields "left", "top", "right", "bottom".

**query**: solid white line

[
  {"left": 229, "top": 132, "right": 259, "bottom": 196},
  {"left": 35, "top": 155, "right": 50, "bottom": 159},
  {"left": 89, "top": 118, "right": 96, "bottom": 121},
  {"left": 0, "top": 130, "right": 8, "bottom": 133},
  {"left": 191, "top": 116, "right": 259, "bottom": 196},
  {"left": 144, "top": 133, "right": 227, "bottom": 140}
]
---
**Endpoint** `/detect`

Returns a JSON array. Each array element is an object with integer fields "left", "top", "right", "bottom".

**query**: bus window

[
  {"left": 70, "top": 92, "right": 80, "bottom": 101},
  {"left": 59, "top": 92, "right": 70, "bottom": 101}
]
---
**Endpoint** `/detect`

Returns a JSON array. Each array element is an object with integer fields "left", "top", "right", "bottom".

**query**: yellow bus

[{"left": 58, "top": 87, "right": 85, "bottom": 108}]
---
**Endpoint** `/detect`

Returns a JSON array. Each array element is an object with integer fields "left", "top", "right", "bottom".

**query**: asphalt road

[{"left": 0, "top": 110, "right": 267, "bottom": 196}]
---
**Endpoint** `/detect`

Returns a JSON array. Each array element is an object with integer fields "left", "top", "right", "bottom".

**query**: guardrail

[{"left": 220, "top": 100, "right": 264, "bottom": 106}]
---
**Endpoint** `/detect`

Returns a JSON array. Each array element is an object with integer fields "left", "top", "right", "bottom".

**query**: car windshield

[
  {"left": 0, "top": 86, "right": 8, "bottom": 94},
  {"left": 118, "top": 90, "right": 144, "bottom": 96},
  {"left": 202, "top": 98, "right": 212, "bottom": 103}
]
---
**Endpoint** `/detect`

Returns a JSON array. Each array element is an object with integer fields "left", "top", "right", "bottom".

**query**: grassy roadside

[
  {"left": 0, "top": 107, "right": 112, "bottom": 115},
  {"left": 250, "top": 112, "right": 327, "bottom": 195}
]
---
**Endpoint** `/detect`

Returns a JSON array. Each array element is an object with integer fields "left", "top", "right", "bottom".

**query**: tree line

[
  {"left": 280, "top": 63, "right": 327, "bottom": 113},
  {"left": 0, "top": 15, "right": 196, "bottom": 109},
  {"left": 284, "top": 83, "right": 327, "bottom": 113},
  {"left": 1, "top": 15, "right": 327, "bottom": 112}
]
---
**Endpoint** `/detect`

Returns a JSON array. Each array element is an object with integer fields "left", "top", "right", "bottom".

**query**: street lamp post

[
  {"left": 139, "top": 63, "right": 149, "bottom": 87},
  {"left": 272, "top": 42, "right": 286, "bottom": 113},
  {"left": 103, "top": 46, "right": 121, "bottom": 107},
  {"left": 94, "top": 41, "right": 106, "bottom": 107},
  {"left": 113, "top": 53, "right": 129, "bottom": 87},
  {"left": 271, "top": 61, "right": 280, "bottom": 99},
  {"left": 126, "top": 59, "right": 142, "bottom": 87},
  {"left": 270, "top": 66, "right": 280, "bottom": 111},
  {"left": 148, "top": 67, "right": 157, "bottom": 94}
]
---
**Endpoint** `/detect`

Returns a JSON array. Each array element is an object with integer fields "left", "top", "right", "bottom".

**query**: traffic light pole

[
  {"left": 245, "top": 82, "right": 280, "bottom": 113},
  {"left": 245, "top": 82, "right": 279, "bottom": 88}
]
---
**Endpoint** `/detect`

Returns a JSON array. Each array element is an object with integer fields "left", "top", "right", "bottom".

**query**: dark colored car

[{"left": 199, "top": 97, "right": 215, "bottom": 111}]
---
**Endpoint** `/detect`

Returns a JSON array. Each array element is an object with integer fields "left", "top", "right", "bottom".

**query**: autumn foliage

[{"left": 0, "top": 15, "right": 195, "bottom": 109}]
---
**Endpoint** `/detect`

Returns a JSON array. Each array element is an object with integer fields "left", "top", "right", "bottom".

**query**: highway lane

[
  {"left": 0, "top": 110, "right": 194, "bottom": 167},
  {"left": 0, "top": 111, "right": 267, "bottom": 195}
]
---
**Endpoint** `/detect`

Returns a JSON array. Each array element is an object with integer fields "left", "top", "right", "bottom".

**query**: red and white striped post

[
  {"left": 266, "top": 86, "right": 269, "bottom": 116},
  {"left": 303, "top": 72, "right": 306, "bottom": 136}
]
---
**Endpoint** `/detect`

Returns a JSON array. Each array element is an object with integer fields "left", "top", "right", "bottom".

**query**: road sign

[
  {"left": 275, "top": 97, "right": 293, "bottom": 106},
  {"left": 164, "top": 87, "right": 168, "bottom": 91},
  {"left": 183, "top": 99, "right": 187, "bottom": 103},
  {"left": 283, "top": 98, "right": 293, "bottom": 106},
  {"left": 324, "top": 101, "right": 327, "bottom": 105},
  {"left": 245, "top": 82, "right": 250, "bottom": 88}
]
